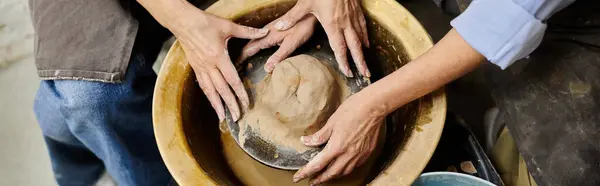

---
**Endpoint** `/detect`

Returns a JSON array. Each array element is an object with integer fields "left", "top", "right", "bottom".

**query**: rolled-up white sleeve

[{"left": 451, "top": 0, "right": 575, "bottom": 69}]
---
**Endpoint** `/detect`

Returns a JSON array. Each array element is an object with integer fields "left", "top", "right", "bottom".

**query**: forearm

[
  {"left": 361, "top": 29, "right": 484, "bottom": 114},
  {"left": 136, "top": 0, "right": 204, "bottom": 32}
]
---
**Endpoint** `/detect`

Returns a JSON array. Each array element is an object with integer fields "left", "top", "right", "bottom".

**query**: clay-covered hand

[
  {"left": 171, "top": 8, "right": 268, "bottom": 122},
  {"left": 239, "top": 16, "right": 318, "bottom": 72},
  {"left": 273, "top": 0, "right": 370, "bottom": 77},
  {"left": 292, "top": 92, "right": 385, "bottom": 185}
]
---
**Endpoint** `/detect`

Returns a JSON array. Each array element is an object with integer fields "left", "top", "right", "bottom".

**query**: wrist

[
  {"left": 352, "top": 88, "right": 390, "bottom": 118},
  {"left": 162, "top": 3, "right": 207, "bottom": 35},
  {"left": 137, "top": 0, "right": 206, "bottom": 35},
  {"left": 169, "top": 11, "right": 209, "bottom": 37}
]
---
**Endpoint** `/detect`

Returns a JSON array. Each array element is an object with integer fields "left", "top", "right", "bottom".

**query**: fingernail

[
  {"left": 310, "top": 135, "right": 322, "bottom": 145},
  {"left": 218, "top": 114, "right": 225, "bottom": 123},
  {"left": 309, "top": 181, "right": 319, "bottom": 186},
  {"left": 233, "top": 110, "right": 240, "bottom": 122},
  {"left": 293, "top": 174, "right": 303, "bottom": 183},
  {"left": 301, "top": 136, "right": 310, "bottom": 144},
  {"left": 264, "top": 66, "right": 273, "bottom": 73},
  {"left": 264, "top": 61, "right": 274, "bottom": 72},
  {"left": 339, "top": 65, "right": 349, "bottom": 77},
  {"left": 365, "top": 69, "right": 371, "bottom": 77},
  {"left": 347, "top": 69, "right": 354, "bottom": 77},
  {"left": 341, "top": 70, "right": 348, "bottom": 77},
  {"left": 274, "top": 20, "right": 288, "bottom": 30}
]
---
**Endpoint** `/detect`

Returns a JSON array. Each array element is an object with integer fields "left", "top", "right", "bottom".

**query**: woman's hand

[
  {"left": 274, "top": 0, "right": 370, "bottom": 77},
  {"left": 239, "top": 16, "right": 318, "bottom": 72},
  {"left": 169, "top": 6, "right": 269, "bottom": 122},
  {"left": 291, "top": 29, "right": 486, "bottom": 185},
  {"left": 292, "top": 92, "right": 386, "bottom": 185}
]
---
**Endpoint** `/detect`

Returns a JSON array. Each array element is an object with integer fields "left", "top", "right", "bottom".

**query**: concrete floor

[{"left": 0, "top": 0, "right": 56, "bottom": 185}]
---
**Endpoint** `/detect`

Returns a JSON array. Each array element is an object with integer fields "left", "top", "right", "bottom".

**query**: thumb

[
  {"left": 264, "top": 37, "right": 305, "bottom": 72},
  {"left": 230, "top": 24, "right": 270, "bottom": 39},
  {"left": 301, "top": 125, "right": 333, "bottom": 147},
  {"left": 274, "top": 2, "right": 310, "bottom": 31}
]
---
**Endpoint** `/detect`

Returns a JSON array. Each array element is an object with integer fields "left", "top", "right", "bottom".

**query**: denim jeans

[{"left": 33, "top": 51, "right": 172, "bottom": 185}]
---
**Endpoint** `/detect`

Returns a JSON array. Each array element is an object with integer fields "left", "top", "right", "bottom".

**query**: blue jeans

[{"left": 34, "top": 52, "right": 172, "bottom": 185}]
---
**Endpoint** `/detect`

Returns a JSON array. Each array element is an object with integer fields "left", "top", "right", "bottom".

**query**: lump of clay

[{"left": 239, "top": 54, "right": 342, "bottom": 152}]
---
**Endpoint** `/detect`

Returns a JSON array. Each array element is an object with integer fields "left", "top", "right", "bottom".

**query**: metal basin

[{"left": 152, "top": 0, "right": 446, "bottom": 185}]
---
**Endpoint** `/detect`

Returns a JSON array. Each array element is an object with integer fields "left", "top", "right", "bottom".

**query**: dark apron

[{"left": 483, "top": 1, "right": 600, "bottom": 185}]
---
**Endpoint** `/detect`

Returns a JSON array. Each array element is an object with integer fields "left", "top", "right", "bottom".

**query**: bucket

[{"left": 412, "top": 172, "right": 496, "bottom": 186}]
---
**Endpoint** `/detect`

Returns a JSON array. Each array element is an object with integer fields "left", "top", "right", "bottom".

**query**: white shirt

[{"left": 451, "top": 0, "right": 576, "bottom": 69}]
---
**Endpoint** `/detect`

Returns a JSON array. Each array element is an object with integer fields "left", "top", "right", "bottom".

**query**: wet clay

[
  {"left": 238, "top": 55, "right": 342, "bottom": 152},
  {"left": 220, "top": 56, "right": 386, "bottom": 185}
]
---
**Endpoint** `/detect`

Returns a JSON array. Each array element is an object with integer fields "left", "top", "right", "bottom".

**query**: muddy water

[{"left": 220, "top": 126, "right": 384, "bottom": 186}]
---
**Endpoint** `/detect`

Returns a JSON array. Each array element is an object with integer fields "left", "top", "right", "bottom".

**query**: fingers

[
  {"left": 324, "top": 26, "right": 352, "bottom": 77},
  {"left": 229, "top": 24, "right": 269, "bottom": 39},
  {"left": 344, "top": 28, "right": 370, "bottom": 77},
  {"left": 274, "top": 1, "right": 311, "bottom": 30},
  {"left": 196, "top": 72, "right": 226, "bottom": 122},
  {"left": 342, "top": 156, "right": 360, "bottom": 176},
  {"left": 265, "top": 34, "right": 310, "bottom": 72},
  {"left": 354, "top": 2, "right": 369, "bottom": 47},
  {"left": 240, "top": 15, "right": 317, "bottom": 72},
  {"left": 208, "top": 67, "right": 241, "bottom": 122},
  {"left": 238, "top": 40, "right": 260, "bottom": 64},
  {"left": 310, "top": 155, "right": 358, "bottom": 185},
  {"left": 293, "top": 144, "right": 339, "bottom": 183},
  {"left": 357, "top": 152, "right": 370, "bottom": 167},
  {"left": 350, "top": 14, "right": 365, "bottom": 49},
  {"left": 357, "top": 14, "right": 369, "bottom": 48},
  {"left": 217, "top": 54, "right": 250, "bottom": 111},
  {"left": 239, "top": 39, "right": 270, "bottom": 65},
  {"left": 301, "top": 124, "right": 333, "bottom": 147},
  {"left": 308, "top": 157, "right": 348, "bottom": 186}
]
